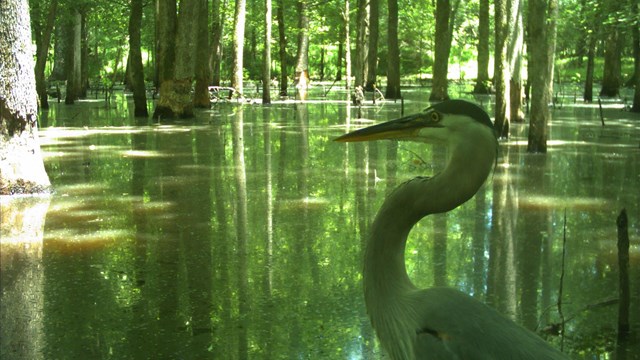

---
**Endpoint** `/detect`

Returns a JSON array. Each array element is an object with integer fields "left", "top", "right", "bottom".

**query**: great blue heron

[{"left": 335, "top": 100, "right": 568, "bottom": 359}]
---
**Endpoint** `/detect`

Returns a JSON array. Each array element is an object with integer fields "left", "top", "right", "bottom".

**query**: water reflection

[{"left": 1, "top": 92, "right": 638, "bottom": 359}]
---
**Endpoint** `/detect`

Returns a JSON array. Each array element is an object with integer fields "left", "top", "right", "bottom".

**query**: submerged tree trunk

[
  {"left": 527, "top": 0, "right": 557, "bottom": 153},
  {"left": 193, "top": 0, "right": 211, "bottom": 108},
  {"left": 343, "top": 0, "right": 352, "bottom": 90},
  {"left": 474, "top": 0, "right": 491, "bottom": 94},
  {"left": 33, "top": 0, "right": 58, "bottom": 109},
  {"left": 494, "top": 0, "right": 510, "bottom": 137},
  {"left": 508, "top": 0, "right": 524, "bottom": 123},
  {"left": 231, "top": 0, "right": 247, "bottom": 95},
  {"left": 154, "top": 0, "right": 197, "bottom": 118},
  {"left": 294, "top": 0, "right": 310, "bottom": 93},
  {"left": 0, "top": 0, "right": 51, "bottom": 194},
  {"left": 263, "top": 0, "right": 273, "bottom": 103},
  {"left": 385, "top": 0, "right": 401, "bottom": 99},
  {"left": 365, "top": 0, "right": 379, "bottom": 91},
  {"left": 276, "top": 0, "right": 287, "bottom": 96},
  {"left": 155, "top": 0, "right": 177, "bottom": 88},
  {"left": 65, "top": 8, "right": 81, "bottom": 105},
  {"left": 600, "top": 29, "right": 622, "bottom": 97},
  {"left": 210, "top": 0, "right": 224, "bottom": 86},
  {"left": 354, "top": 0, "right": 369, "bottom": 88},
  {"left": 128, "top": 0, "right": 148, "bottom": 117},
  {"left": 429, "top": 0, "right": 451, "bottom": 101},
  {"left": 584, "top": 33, "right": 596, "bottom": 102}
]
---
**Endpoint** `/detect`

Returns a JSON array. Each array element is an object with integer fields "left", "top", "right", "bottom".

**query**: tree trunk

[
  {"left": 194, "top": 0, "right": 211, "bottom": 108},
  {"left": 263, "top": 0, "right": 273, "bottom": 104},
  {"left": 429, "top": 0, "right": 451, "bottom": 101},
  {"left": 600, "top": 29, "right": 622, "bottom": 97},
  {"left": 155, "top": 0, "right": 177, "bottom": 88},
  {"left": 385, "top": 0, "right": 401, "bottom": 99},
  {"left": 64, "top": 9, "right": 82, "bottom": 105},
  {"left": 294, "top": 0, "right": 310, "bottom": 93},
  {"left": 493, "top": 0, "right": 509, "bottom": 137},
  {"left": 0, "top": 0, "right": 51, "bottom": 194},
  {"left": 584, "top": 33, "right": 596, "bottom": 102},
  {"left": 231, "top": 0, "right": 247, "bottom": 95},
  {"left": 508, "top": 0, "right": 524, "bottom": 123},
  {"left": 128, "top": 0, "right": 148, "bottom": 116},
  {"left": 210, "top": 0, "right": 224, "bottom": 86},
  {"left": 632, "top": 6, "right": 640, "bottom": 112},
  {"left": 527, "top": 0, "right": 557, "bottom": 153},
  {"left": 474, "top": 0, "right": 490, "bottom": 94},
  {"left": 79, "top": 13, "right": 89, "bottom": 98},
  {"left": 154, "top": 0, "right": 198, "bottom": 119},
  {"left": 34, "top": 0, "right": 58, "bottom": 109},
  {"left": 354, "top": 0, "right": 369, "bottom": 88},
  {"left": 343, "top": 0, "right": 352, "bottom": 89},
  {"left": 50, "top": 20, "right": 67, "bottom": 81},
  {"left": 276, "top": 0, "right": 288, "bottom": 96},
  {"left": 364, "top": 0, "right": 379, "bottom": 91}
]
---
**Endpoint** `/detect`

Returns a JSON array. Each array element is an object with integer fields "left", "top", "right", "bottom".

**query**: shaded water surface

[{"left": 1, "top": 90, "right": 639, "bottom": 359}]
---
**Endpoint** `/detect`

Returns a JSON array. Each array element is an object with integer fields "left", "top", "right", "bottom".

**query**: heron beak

[{"left": 334, "top": 113, "right": 434, "bottom": 142}]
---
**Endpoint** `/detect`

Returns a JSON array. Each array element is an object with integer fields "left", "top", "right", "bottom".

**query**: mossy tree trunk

[
  {"left": 600, "top": 27, "right": 622, "bottom": 97},
  {"left": 193, "top": 0, "right": 211, "bottom": 108},
  {"left": 0, "top": 0, "right": 51, "bottom": 195}
]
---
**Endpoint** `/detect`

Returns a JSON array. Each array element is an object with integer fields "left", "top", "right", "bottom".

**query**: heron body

[{"left": 336, "top": 100, "right": 568, "bottom": 359}]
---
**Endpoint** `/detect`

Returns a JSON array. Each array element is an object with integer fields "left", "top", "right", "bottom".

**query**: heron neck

[{"left": 363, "top": 131, "right": 496, "bottom": 323}]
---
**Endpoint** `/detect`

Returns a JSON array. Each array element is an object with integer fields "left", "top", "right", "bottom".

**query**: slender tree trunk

[
  {"left": 336, "top": 37, "right": 343, "bottom": 81},
  {"left": 128, "top": 0, "right": 148, "bottom": 116},
  {"left": 632, "top": 3, "right": 640, "bottom": 112},
  {"left": 210, "top": 0, "right": 225, "bottom": 86},
  {"left": 493, "top": 0, "right": 509, "bottom": 137},
  {"left": 194, "top": 0, "right": 211, "bottom": 108},
  {"left": 343, "top": 0, "right": 352, "bottom": 89},
  {"left": 294, "top": 0, "right": 310, "bottom": 92},
  {"left": 354, "top": 0, "right": 369, "bottom": 88},
  {"left": 34, "top": 0, "right": 58, "bottom": 109},
  {"left": 474, "top": 0, "right": 490, "bottom": 94},
  {"left": 50, "top": 21, "right": 68, "bottom": 81},
  {"left": 232, "top": 0, "right": 247, "bottom": 95},
  {"left": 263, "top": 0, "right": 273, "bottom": 103},
  {"left": 0, "top": 0, "right": 51, "bottom": 194},
  {"left": 527, "top": 0, "right": 557, "bottom": 153},
  {"left": 385, "top": 0, "right": 401, "bottom": 98},
  {"left": 79, "top": 13, "right": 89, "bottom": 98},
  {"left": 508, "top": 0, "right": 524, "bottom": 123},
  {"left": 276, "top": 0, "right": 287, "bottom": 96},
  {"left": 365, "top": 0, "right": 379, "bottom": 91},
  {"left": 429, "top": 0, "right": 451, "bottom": 101},
  {"left": 584, "top": 33, "right": 596, "bottom": 102}
]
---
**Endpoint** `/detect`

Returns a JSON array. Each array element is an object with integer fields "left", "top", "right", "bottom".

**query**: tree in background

[
  {"left": 354, "top": 0, "right": 369, "bottom": 88},
  {"left": 385, "top": 0, "right": 401, "bottom": 99},
  {"left": 0, "top": 0, "right": 50, "bottom": 194},
  {"left": 429, "top": 0, "right": 452, "bottom": 101},
  {"left": 231, "top": 0, "right": 247, "bottom": 95},
  {"left": 493, "top": 0, "right": 510, "bottom": 137},
  {"left": 263, "top": 0, "right": 273, "bottom": 104},
  {"left": 527, "top": 0, "right": 558, "bottom": 153},
  {"left": 128, "top": 0, "right": 148, "bottom": 117},
  {"left": 32, "top": 0, "right": 58, "bottom": 109},
  {"left": 294, "top": 0, "right": 310, "bottom": 96},
  {"left": 193, "top": 0, "right": 211, "bottom": 108},
  {"left": 473, "top": 0, "right": 490, "bottom": 94},
  {"left": 364, "top": 0, "right": 379, "bottom": 91},
  {"left": 599, "top": 1, "right": 624, "bottom": 97}
]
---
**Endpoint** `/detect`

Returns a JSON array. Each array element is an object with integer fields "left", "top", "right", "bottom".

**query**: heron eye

[{"left": 429, "top": 111, "right": 441, "bottom": 122}]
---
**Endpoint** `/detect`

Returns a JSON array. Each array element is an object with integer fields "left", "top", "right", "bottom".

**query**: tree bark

[
  {"left": 231, "top": 0, "right": 247, "bottom": 95},
  {"left": 474, "top": 0, "right": 490, "bottom": 94},
  {"left": 584, "top": 33, "right": 596, "bottom": 102},
  {"left": 34, "top": 0, "right": 58, "bottom": 109},
  {"left": 600, "top": 29, "right": 622, "bottom": 97},
  {"left": 632, "top": 13, "right": 640, "bottom": 112},
  {"left": 276, "top": 0, "right": 288, "bottom": 96},
  {"left": 210, "top": 0, "right": 224, "bottom": 86},
  {"left": 64, "top": 8, "right": 81, "bottom": 105},
  {"left": 0, "top": 0, "right": 51, "bottom": 194},
  {"left": 354, "top": 0, "right": 369, "bottom": 88},
  {"left": 429, "top": 0, "right": 451, "bottom": 101},
  {"left": 128, "top": 0, "right": 148, "bottom": 116},
  {"left": 343, "top": 0, "right": 352, "bottom": 89},
  {"left": 365, "top": 0, "right": 379, "bottom": 91},
  {"left": 194, "top": 0, "right": 211, "bottom": 108},
  {"left": 263, "top": 0, "right": 273, "bottom": 104},
  {"left": 155, "top": 0, "right": 177, "bottom": 88},
  {"left": 294, "top": 0, "right": 310, "bottom": 93},
  {"left": 527, "top": 0, "right": 557, "bottom": 153},
  {"left": 493, "top": 0, "right": 509, "bottom": 137},
  {"left": 385, "top": 0, "right": 401, "bottom": 99}
]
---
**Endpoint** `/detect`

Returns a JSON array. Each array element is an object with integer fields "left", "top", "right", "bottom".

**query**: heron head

[{"left": 334, "top": 99, "right": 495, "bottom": 144}]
